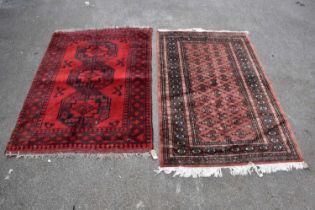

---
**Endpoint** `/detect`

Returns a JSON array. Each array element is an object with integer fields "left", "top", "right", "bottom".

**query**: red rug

[
  {"left": 6, "top": 28, "right": 153, "bottom": 156},
  {"left": 157, "top": 30, "right": 307, "bottom": 177}
]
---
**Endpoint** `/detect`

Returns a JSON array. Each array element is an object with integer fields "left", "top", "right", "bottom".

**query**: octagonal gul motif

[
  {"left": 61, "top": 41, "right": 117, "bottom": 128},
  {"left": 57, "top": 91, "right": 111, "bottom": 128},
  {"left": 67, "top": 62, "right": 115, "bottom": 90},
  {"left": 75, "top": 41, "right": 118, "bottom": 63}
]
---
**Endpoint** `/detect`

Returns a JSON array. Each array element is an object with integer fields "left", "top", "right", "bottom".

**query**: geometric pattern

[
  {"left": 57, "top": 91, "right": 111, "bottom": 128},
  {"left": 6, "top": 28, "right": 153, "bottom": 155},
  {"left": 184, "top": 42, "right": 257, "bottom": 143},
  {"left": 59, "top": 41, "right": 116, "bottom": 128},
  {"left": 158, "top": 31, "right": 305, "bottom": 167}
]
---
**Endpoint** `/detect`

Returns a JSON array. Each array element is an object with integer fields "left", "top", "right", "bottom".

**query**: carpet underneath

[
  {"left": 157, "top": 29, "right": 307, "bottom": 177},
  {"left": 6, "top": 27, "right": 153, "bottom": 156}
]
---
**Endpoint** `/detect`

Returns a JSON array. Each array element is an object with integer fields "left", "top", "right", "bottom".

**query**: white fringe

[
  {"left": 155, "top": 166, "right": 223, "bottom": 178},
  {"left": 158, "top": 28, "right": 249, "bottom": 34},
  {"left": 155, "top": 161, "right": 308, "bottom": 178},
  {"left": 6, "top": 152, "right": 151, "bottom": 160},
  {"left": 54, "top": 26, "right": 152, "bottom": 33}
]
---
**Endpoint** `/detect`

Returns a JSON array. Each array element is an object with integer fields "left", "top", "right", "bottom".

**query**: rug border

[
  {"left": 157, "top": 30, "right": 165, "bottom": 167},
  {"left": 157, "top": 30, "right": 306, "bottom": 169},
  {"left": 243, "top": 32, "right": 305, "bottom": 162}
]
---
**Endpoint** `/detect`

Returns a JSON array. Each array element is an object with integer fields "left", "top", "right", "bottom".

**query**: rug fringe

[
  {"left": 155, "top": 161, "right": 308, "bottom": 178},
  {"left": 155, "top": 166, "right": 223, "bottom": 178},
  {"left": 54, "top": 26, "right": 152, "bottom": 33},
  {"left": 157, "top": 28, "right": 249, "bottom": 34},
  {"left": 6, "top": 152, "right": 151, "bottom": 160}
]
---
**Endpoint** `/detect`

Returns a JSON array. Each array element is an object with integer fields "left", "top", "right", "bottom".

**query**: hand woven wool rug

[
  {"left": 6, "top": 27, "right": 153, "bottom": 157},
  {"left": 156, "top": 29, "right": 307, "bottom": 177}
]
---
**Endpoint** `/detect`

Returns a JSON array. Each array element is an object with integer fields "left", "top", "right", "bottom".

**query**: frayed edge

[
  {"left": 158, "top": 28, "right": 249, "bottom": 34},
  {"left": 6, "top": 152, "right": 151, "bottom": 160},
  {"left": 54, "top": 26, "right": 152, "bottom": 33},
  {"left": 155, "top": 161, "right": 308, "bottom": 178},
  {"left": 155, "top": 166, "right": 223, "bottom": 178}
]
